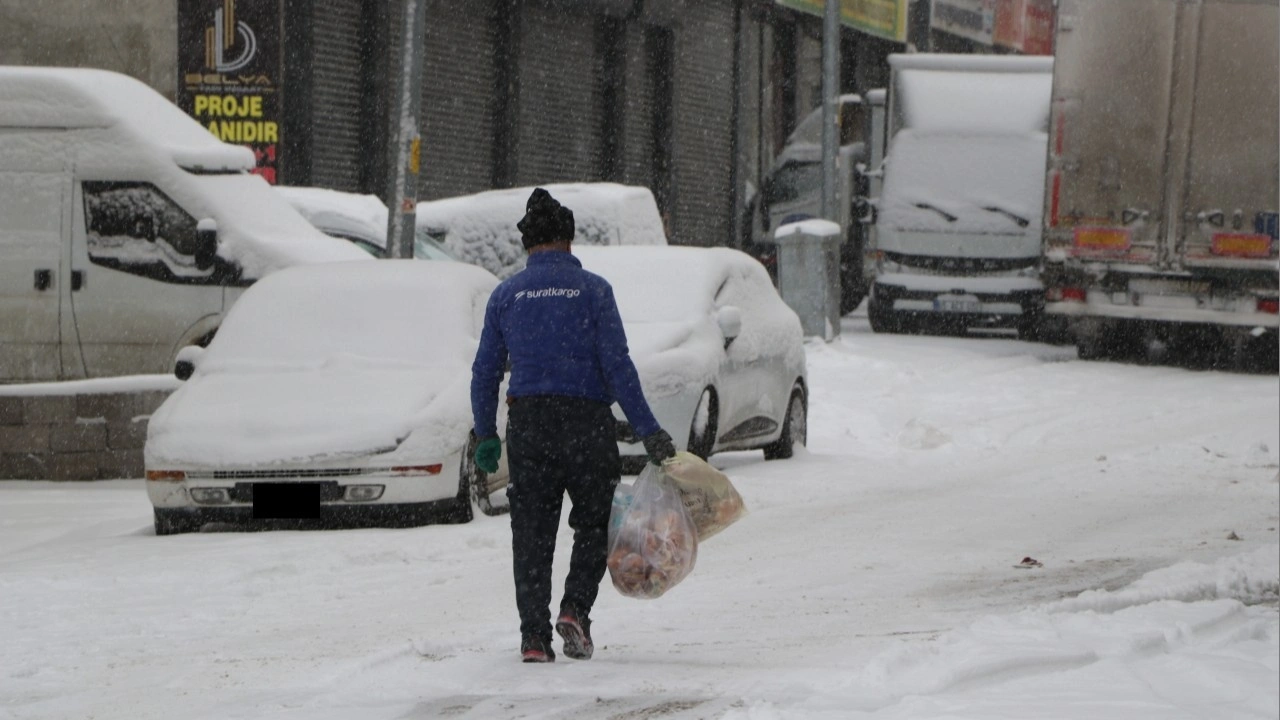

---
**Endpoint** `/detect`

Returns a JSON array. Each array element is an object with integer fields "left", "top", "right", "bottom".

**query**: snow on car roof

[
  {"left": 416, "top": 183, "right": 667, "bottom": 279},
  {"left": 274, "top": 186, "right": 390, "bottom": 247},
  {"left": 575, "top": 245, "right": 743, "bottom": 323},
  {"left": 203, "top": 259, "right": 498, "bottom": 371},
  {"left": 0, "top": 66, "right": 254, "bottom": 171}
]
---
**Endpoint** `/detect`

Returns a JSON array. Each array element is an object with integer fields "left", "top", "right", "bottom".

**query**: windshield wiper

[
  {"left": 913, "top": 202, "right": 957, "bottom": 222},
  {"left": 982, "top": 206, "right": 1030, "bottom": 228}
]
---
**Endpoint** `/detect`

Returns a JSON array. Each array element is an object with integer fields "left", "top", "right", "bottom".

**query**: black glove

[{"left": 642, "top": 429, "right": 676, "bottom": 466}]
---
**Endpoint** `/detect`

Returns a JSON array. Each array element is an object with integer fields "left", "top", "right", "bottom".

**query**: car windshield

[
  {"left": 414, "top": 236, "right": 457, "bottom": 261},
  {"left": 575, "top": 247, "right": 717, "bottom": 324},
  {"left": 202, "top": 263, "right": 487, "bottom": 371}
]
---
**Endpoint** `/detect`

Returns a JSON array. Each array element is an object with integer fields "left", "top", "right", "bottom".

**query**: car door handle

[
  {"left": 34, "top": 269, "right": 53, "bottom": 291},
  {"left": 71, "top": 270, "right": 85, "bottom": 291}
]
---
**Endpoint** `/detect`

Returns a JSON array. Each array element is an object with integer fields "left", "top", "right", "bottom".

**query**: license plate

[
  {"left": 935, "top": 297, "right": 981, "bottom": 313},
  {"left": 1128, "top": 278, "right": 1211, "bottom": 297},
  {"left": 252, "top": 483, "right": 321, "bottom": 519}
]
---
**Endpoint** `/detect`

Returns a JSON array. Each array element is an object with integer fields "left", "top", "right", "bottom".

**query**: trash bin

[{"left": 774, "top": 219, "right": 842, "bottom": 340}]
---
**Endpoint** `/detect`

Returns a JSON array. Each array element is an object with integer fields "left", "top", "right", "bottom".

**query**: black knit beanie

[{"left": 517, "top": 188, "right": 575, "bottom": 249}]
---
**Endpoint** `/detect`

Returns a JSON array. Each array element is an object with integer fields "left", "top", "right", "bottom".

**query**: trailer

[{"left": 1042, "top": 0, "right": 1279, "bottom": 365}]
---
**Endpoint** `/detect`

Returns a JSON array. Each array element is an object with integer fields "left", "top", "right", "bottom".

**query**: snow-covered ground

[{"left": 2, "top": 315, "right": 1276, "bottom": 720}]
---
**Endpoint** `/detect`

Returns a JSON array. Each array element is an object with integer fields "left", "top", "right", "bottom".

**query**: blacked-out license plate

[{"left": 252, "top": 483, "right": 321, "bottom": 519}]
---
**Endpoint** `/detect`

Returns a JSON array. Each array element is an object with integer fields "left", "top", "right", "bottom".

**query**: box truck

[
  {"left": 0, "top": 67, "right": 368, "bottom": 383},
  {"left": 860, "top": 54, "right": 1054, "bottom": 338},
  {"left": 1041, "top": 0, "right": 1278, "bottom": 364}
]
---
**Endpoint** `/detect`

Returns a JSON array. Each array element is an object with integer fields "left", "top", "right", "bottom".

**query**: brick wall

[{"left": 0, "top": 391, "right": 172, "bottom": 481}]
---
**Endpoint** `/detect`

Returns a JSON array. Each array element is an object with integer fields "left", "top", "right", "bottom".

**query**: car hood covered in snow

[{"left": 145, "top": 365, "right": 463, "bottom": 468}]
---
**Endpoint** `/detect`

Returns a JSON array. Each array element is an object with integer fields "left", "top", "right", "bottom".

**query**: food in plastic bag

[
  {"left": 606, "top": 464, "right": 697, "bottom": 599},
  {"left": 662, "top": 451, "right": 747, "bottom": 541}
]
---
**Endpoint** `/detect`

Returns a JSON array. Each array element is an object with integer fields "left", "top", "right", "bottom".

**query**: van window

[
  {"left": 82, "top": 181, "right": 231, "bottom": 284},
  {"left": 765, "top": 162, "right": 822, "bottom": 205}
]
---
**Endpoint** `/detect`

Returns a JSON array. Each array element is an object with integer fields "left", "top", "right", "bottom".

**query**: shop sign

[
  {"left": 775, "top": 0, "right": 910, "bottom": 43},
  {"left": 931, "top": 0, "right": 995, "bottom": 45},
  {"left": 993, "top": 0, "right": 1055, "bottom": 55},
  {"left": 178, "top": 0, "right": 284, "bottom": 184}
]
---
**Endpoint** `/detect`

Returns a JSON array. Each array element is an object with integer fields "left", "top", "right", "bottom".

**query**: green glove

[{"left": 474, "top": 437, "right": 502, "bottom": 474}]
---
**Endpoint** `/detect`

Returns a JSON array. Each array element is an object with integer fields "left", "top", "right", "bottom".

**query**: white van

[{"left": 0, "top": 67, "right": 368, "bottom": 383}]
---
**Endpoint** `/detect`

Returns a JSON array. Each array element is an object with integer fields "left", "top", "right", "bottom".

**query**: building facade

[{"left": 4, "top": 0, "right": 1046, "bottom": 248}]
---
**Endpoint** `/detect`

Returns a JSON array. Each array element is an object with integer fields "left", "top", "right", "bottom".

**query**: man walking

[{"left": 470, "top": 188, "right": 676, "bottom": 663}]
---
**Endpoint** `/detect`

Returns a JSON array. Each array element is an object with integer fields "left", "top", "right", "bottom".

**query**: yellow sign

[{"left": 775, "top": 0, "right": 909, "bottom": 42}]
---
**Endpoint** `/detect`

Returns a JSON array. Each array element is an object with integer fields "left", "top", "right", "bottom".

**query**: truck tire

[
  {"left": 868, "top": 294, "right": 901, "bottom": 334},
  {"left": 154, "top": 508, "right": 204, "bottom": 536}
]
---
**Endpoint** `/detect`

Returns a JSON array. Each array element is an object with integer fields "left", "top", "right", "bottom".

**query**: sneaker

[
  {"left": 521, "top": 634, "right": 555, "bottom": 663},
  {"left": 555, "top": 608, "right": 594, "bottom": 660}
]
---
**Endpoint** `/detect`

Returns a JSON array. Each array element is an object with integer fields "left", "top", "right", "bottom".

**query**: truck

[
  {"left": 859, "top": 54, "right": 1054, "bottom": 338},
  {"left": 749, "top": 95, "right": 870, "bottom": 315},
  {"left": 0, "top": 67, "right": 368, "bottom": 383},
  {"left": 1041, "top": 0, "right": 1279, "bottom": 365}
]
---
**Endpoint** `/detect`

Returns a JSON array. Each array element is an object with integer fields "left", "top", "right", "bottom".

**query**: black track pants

[{"left": 506, "top": 396, "right": 620, "bottom": 642}]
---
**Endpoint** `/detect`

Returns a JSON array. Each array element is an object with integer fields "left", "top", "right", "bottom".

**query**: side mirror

[
  {"left": 195, "top": 218, "right": 218, "bottom": 270},
  {"left": 174, "top": 345, "right": 205, "bottom": 381},
  {"left": 716, "top": 306, "right": 742, "bottom": 349}
]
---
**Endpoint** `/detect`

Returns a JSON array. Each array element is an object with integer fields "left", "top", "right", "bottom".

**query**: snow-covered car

[
  {"left": 580, "top": 245, "right": 807, "bottom": 473},
  {"left": 143, "top": 260, "right": 506, "bottom": 535},
  {"left": 415, "top": 182, "right": 667, "bottom": 279},
  {"left": 274, "top": 186, "right": 456, "bottom": 261}
]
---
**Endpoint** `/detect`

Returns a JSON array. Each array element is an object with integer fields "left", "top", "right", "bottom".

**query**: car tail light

[
  {"left": 146, "top": 470, "right": 185, "bottom": 481},
  {"left": 1047, "top": 287, "right": 1086, "bottom": 302},
  {"left": 391, "top": 464, "right": 443, "bottom": 475},
  {"left": 1258, "top": 298, "right": 1279, "bottom": 314}
]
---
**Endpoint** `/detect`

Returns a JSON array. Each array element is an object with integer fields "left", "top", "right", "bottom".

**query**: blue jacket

[{"left": 470, "top": 251, "right": 661, "bottom": 440}]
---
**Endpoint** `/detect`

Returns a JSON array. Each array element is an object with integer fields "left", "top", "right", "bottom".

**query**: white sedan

[
  {"left": 577, "top": 246, "right": 808, "bottom": 472},
  {"left": 144, "top": 260, "right": 508, "bottom": 535}
]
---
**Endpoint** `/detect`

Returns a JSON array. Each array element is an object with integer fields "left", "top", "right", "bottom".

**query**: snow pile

[
  {"left": 727, "top": 547, "right": 1280, "bottom": 719},
  {"left": 0, "top": 375, "right": 179, "bottom": 397},
  {"left": 146, "top": 260, "right": 498, "bottom": 466},
  {"left": 775, "top": 218, "right": 842, "bottom": 239},
  {"left": 416, "top": 183, "right": 667, "bottom": 279}
]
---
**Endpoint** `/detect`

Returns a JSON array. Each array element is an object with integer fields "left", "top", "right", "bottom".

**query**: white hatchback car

[
  {"left": 577, "top": 245, "right": 808, "bottom": 473},
  {"left": 144, "top": 260, "right": 507, "bottom": 535}
]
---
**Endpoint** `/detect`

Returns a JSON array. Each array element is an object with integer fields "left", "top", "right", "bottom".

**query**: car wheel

[
  {"left": 153, "top": 508, "right": 204, "bottom": 536},
  {"left": 763, "top": 385, "right": 806, "bottom": 460},
  {"left": 438, "top": 454, "right": 475, "bottom": 525},
  {"left": 464, "top": 431, "right": 508, "bottom": 518},
  {"left": 686, "top": 387, "right": 718, "bottom": 460}
]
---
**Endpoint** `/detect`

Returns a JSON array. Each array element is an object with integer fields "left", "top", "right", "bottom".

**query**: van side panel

[{"left": 0, "top": 164, "right": 64, "bottom": 382}]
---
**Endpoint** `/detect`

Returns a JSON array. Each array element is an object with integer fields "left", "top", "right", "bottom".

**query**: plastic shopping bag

[
  {"left": 606, "top": 463, "right": 698, "bottom": 599},
  {"left": 662, "top": 451, "right": 747, "bottom": 542}
]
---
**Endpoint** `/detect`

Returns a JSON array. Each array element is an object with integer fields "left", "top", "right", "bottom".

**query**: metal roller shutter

[
  {"left": 621, "top": 25, "right": 655, "bottom": 191},
  {"left": 310, "top": 0, "right": 365, "bottom": 191},
  {"left": 515, "top": 5, "right": 602, "bottom": 185},
  {"left": 670, "top": 2, "right": 735, "bottom": 246},
  {"left": 420, "top": 1, "right": 498, "bottom": 200}
]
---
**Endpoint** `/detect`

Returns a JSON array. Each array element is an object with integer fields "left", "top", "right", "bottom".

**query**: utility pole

[
  {"left": 384, "top": 0, "right": 427, "bottom": 259},
  {"left": 820, "top": 0, "right": 840, "bottom": 221}
]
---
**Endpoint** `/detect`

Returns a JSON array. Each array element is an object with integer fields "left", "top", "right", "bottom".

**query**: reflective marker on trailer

[{"left": 1258, "top": 298, "right": 1279, "bottom": 315}]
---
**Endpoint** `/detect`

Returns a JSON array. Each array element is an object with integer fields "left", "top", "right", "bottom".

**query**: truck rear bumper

[{"left": 1047, "top": 300, "right": 1279, "bottom": 329}]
